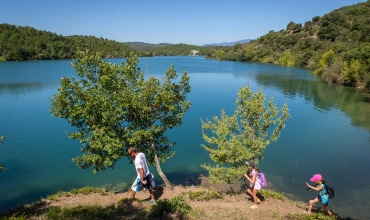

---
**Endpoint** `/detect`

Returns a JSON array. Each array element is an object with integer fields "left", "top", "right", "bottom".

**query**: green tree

[
  {"left": 50, "top": 51, "right": 191, "bottom": 188},
  {"left": 314, "top": 50, "right": 336, "bottom": 75},
  {"left": 343, "top": 59, "right": 363, "bottom": 86},
  {"left": 201, "top": 85, "right": 290, "bottom": 184},
  {"left": 0, "top": 135, "right": 5, "bottom": 172},
  {"left": 245, "top": 45, "right": 255, "bottom": 61},
  {"left": 279, "top": 50, "right": 295, "bottom": 66}
]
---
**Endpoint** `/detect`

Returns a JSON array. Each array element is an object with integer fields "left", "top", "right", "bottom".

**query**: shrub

[
  {"left": 149, "top": 195, "right": 191, "bottom": 217},
  {"left": 321, "top": 60, "right": 344, "bottom": 84}
]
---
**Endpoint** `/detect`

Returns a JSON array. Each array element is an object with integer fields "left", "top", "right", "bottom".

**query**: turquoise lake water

[{"left": 0, "top": 56, "right": 370, "bottom": 219}]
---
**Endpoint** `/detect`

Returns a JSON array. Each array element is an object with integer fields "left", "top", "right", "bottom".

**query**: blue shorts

[
  {"left": 131, "top": 174, "right": 155, "bottom": 192},
  {"left": 318, "top": 195, "right": 329, "bottom": 205}
]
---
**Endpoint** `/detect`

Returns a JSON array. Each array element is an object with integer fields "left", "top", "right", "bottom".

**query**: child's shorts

[{"left": 318, "top": 195, "right": 329, "bottom": 205}]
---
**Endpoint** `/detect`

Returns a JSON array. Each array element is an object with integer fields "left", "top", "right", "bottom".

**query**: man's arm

[{"left": 138, "top": 168, "right": 145, "bottom": 182}]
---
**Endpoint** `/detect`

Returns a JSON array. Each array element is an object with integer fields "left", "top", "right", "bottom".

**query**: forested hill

[
  {"left": 0, "top": 23, "right": 136, "bottom": 61},
  {"left": 138, "top": 43, "right": 231, "bottom": 56},
  {"left": 207, "top": 0, "right": 370, "bottom": 91},
  {"left": 121, "top": 42, "right": 172, "bottom": 51}
]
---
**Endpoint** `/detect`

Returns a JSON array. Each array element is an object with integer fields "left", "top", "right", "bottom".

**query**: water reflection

[
  {"left": 0, "top": 82, "right": 57, "bottom": 96},
  {"left": 234, "top": 68, "right": 370, "bottom": 133}
]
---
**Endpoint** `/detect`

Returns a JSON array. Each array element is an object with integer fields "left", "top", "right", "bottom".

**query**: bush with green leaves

[{"left": 149, "top": 195, "right": 191, "bottom": 217}]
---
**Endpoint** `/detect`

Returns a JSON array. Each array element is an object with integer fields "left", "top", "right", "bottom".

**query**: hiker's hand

[
  {"left": 244, "top": 174, "right": 248, "bottom": 178},
  {"left": 305, "top": 182, "right": 311, "bottom": 188}
]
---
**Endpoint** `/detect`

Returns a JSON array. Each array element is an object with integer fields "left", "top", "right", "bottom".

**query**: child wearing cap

[{"left": 304, "top": 174, "right": 333, "bottom": 216}]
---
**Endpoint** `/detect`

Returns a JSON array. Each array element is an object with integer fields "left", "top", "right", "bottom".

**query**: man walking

[{"left": 128, "top": 147, "right": 156, "bottom": 203}]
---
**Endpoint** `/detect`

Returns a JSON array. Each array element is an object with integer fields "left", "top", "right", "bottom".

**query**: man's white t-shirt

[{"left": 134, "top": 152, "right": 150, "bottom": 178}]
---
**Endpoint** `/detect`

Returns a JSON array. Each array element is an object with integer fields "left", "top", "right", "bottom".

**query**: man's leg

[
  {"left": 130, "top": 190, "right": 136, "bottom": 199},
  {"left": 149, "top": 188, "right": 155, "bottom": 201}
]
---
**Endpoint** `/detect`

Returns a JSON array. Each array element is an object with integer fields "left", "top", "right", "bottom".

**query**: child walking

[
  {"left": 244, "top": 161, "right": 261, "bottom": 209},
  {"left": 305, "top": 174, "right": 333, "bottom": 216}
]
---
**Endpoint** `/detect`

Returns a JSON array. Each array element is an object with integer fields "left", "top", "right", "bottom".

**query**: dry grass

[{"left": 0, "top": 178, "right": 342, "bottom": 220}]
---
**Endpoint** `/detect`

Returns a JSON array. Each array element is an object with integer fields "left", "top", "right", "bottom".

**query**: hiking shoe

[
  {"left": 250, "top": 205, "right": 258, "bottom": 209},
  {"left": 148, "top": 200, "right": 156, "bottom": 204}
]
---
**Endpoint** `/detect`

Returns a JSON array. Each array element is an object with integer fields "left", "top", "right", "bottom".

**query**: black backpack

[{"left": 325, "top": 185, "right": 334, "bottom": 199}]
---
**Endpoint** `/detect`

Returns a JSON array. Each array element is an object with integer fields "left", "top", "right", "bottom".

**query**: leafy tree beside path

[
  {"left": 201, "top": 85, "right": 290, "bottom": 184},
  {"left": 50, "top": 51, "right": 191, "bottom": 188}
]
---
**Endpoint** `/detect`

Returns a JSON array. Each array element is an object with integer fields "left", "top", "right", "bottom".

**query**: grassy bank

[{"left": 0, "top": 185, "right": 342, "bottom": 220}]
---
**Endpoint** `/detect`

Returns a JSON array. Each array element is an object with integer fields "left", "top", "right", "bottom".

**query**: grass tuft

[
  {"left": 259, "top": 189, "right": 287, "bottom": 201},
  {"left": 188, "top": 189, "right": 223, "bottom": 201}
]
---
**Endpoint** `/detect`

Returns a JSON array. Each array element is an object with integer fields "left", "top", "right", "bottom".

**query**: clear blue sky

[{"left": 0, "top": 0, "right": 365, "bottom": 46}]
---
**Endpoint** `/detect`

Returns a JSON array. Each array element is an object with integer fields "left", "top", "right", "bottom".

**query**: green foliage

[
  {"left": 287, "top": 212, "right": 335, "bottom": 220},
  {"left": 189, "top": 191, "right": 206, "bottom": 200},
  {"left": 314, "top": 50, "right": 336, "bottom": 75},
  {"left": 205, "top": 1, "right": 370, "bottom": 91},
  {"left": 259, "top": 189, "right": 287, "bottom": 201},
  {"left": 1, "top": 214, "right": 27, "bottom": 220},
  {"left": 149, "top": 195, "right": 192, "bottom": 217},
  {"left": 70, "top": 186, "right": 105, "bottom": 195},
  {"left": 0, "top": 23, "right": 135, "bottom": 61},
  {"left": 136, "top": 43, "right": 229, "bottom": 57},
  {"left": 122, "top": 42, "right": 172, "bottom": 51},
  {"left": 50, "top": 50, "right": 190, "bottom": 186},
  {"left": 279, "top": 50, "right": 295, "bottom": 66},
  {"left": 0, "top": 135, "right": 5, "bottom": 172},
  {"left": 321, "top": 60, "right": 344, "bottom": 84},
  {"left": 47, "top": 187, "right": 105, "bottom": 201},
  {"left": 46, "top": 205, "right": 121, "bottom": 220},
  {"left": 201, "top": 85, "right": 290, "bottom": 184},
  {"left": 47, "top": 191, "right": 70, "bottom": 201},
  {"left": 188, "top": 190, "right": 224, "bottom": 201},
  {"left": 343, "top": 59, "right": 366, "bottom": 86}
]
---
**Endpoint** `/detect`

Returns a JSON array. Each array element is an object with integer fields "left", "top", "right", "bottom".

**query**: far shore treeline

[
  {"left": 207, "top": 0, "right": 370, "bottom": 91},
  {"left": 1, "top": 0, "right": 370, "bottom": 91},
  {"left": 0, "top": 23, "right": 226, "bottom": 61}
]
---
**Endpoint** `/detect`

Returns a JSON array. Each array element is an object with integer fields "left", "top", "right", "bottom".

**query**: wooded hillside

[
  {"left": 0, "top": 24, "right": 136, "bottom": 61},
  {"left": 207, "top": 0, "right": 370, "bottom": 91}
]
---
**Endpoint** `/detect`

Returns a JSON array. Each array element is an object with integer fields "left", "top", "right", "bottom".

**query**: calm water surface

[{"left": 1, "top": 56, "right": 370, "bottom": 219}]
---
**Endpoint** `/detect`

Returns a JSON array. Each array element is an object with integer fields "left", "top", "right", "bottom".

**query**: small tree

[
  {"left": 314, "top": 50, "right": 336, "bottom": 76},
  {"left": 201, "top": 85, "right": 289, "bottom": 184},
  {"left": 50, "top": 51, "right": 190, "bottom": 188},
  {"left": 279, "top": 50, "right": 295, "bottom": 66},
  {"left": 343, "top": 59, "right": 363, "bottom": 86},
  {"left": 0, "top": 135, "right": 5, "bottom": 172}
]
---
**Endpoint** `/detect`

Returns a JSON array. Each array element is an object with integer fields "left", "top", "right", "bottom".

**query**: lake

[{"left": 1, "top": 56, "right": 370, "bottom": 219}]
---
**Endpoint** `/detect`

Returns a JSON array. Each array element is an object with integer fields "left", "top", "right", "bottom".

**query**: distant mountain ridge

[{"left": 202, "top": 39, "right": 253, "bottom": 46}]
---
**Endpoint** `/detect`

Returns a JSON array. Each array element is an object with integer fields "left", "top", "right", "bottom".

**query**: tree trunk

[{"left": 151, "top": 140, "right": 172, "bottom": 189}]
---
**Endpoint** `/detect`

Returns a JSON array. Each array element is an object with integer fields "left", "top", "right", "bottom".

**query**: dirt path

[{"left": 45, "top": 181, "right": 308, "bottom": 219}]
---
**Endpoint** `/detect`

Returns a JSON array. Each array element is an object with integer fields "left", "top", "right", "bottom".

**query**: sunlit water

[{"left": 1, "top": 56, "right": 370, "bottom": 219}]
